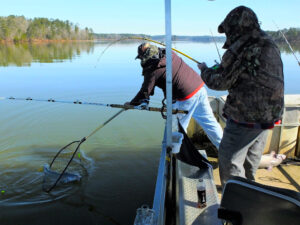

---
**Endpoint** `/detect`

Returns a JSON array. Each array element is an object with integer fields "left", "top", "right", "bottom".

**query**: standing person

[
  {"left": 125, "top": 42, "right": 223, "bottom": 149},
  {"left": 198, "top": 6, "right": 284, "bottom": 186}
]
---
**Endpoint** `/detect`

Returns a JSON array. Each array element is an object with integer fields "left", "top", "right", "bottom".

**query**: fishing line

[
  {"left": 209, "top": 29, "right": 222, "bottom": 62},
  {"left": 273, "top": 21, "right": 300, "bottom": 67},
  {"left": 95, "top": 36, "right": 200, "bottom": 67}
]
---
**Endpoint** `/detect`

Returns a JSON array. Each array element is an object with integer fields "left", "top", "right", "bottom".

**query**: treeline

[
  {"left": 153, "top": 35, "right": 225, "bottom": 42},
  {"left": 1, "top": 15, "right": 299, "bottom": 44},
  {"left": 94, "top": 28, "right": 300, "bottom": 44},
  {"left": 0, "top": 15, "right": 94, "bottom": 42},
  {"left": 93, "top": 33, "right": 226, "bottom": 42},
  {"left": 93, "top": 33, "right": 149, "bottom": 40},
  {"left": 267, "top": 28, "right": 300, "bottom": 43}
]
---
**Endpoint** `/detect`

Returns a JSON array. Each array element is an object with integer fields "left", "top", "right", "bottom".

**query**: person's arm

[
  {"left": 198, "top": 50, "right": 242, "bottom": 91},
  {"left": 128, "top": 73, "right": 156, "bottom": 106},
  {"left": 199, "top": 34, "right": 252, "bottom": 91}
]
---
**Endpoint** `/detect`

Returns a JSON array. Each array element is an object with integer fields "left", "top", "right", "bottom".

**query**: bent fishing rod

[
  {"left": 97, "top": 36, "right": 200, "bottom": 64},
  {"left": 1, "top": 96, "right": 188, "bottom": 114}
]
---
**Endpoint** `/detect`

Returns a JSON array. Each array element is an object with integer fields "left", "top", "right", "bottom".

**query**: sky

[{"left": 0, "top": 0, "right": 299, "bottom": 36}]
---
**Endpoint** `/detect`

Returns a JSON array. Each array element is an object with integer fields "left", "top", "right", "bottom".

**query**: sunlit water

[{"left": 0, "top": 41, "right": 299, "bottom": 225}]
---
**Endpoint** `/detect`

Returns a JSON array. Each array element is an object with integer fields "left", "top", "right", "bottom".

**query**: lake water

[{"left": 0, "top": 41, "right": 299, "bottom": 225}]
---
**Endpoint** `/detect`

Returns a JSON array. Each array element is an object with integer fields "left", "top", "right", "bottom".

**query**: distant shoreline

[
  {"left": 0, "top": 37, "right": 225, "bottom": 44},
  {"left": 0, "top": 39, "right": 94, "bottom": 44},
  {"left": 1, "top": 36, "right": 300, "bottom": 46},
  {"left": 1, "top": 16, "right": 299, "bottom": 44}
]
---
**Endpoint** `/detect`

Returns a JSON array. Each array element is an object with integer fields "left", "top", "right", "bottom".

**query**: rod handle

[{"left": 110, "top": 104, "right": 188, "bottom": 114}]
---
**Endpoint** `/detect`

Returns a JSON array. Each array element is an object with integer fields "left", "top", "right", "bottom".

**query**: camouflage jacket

[{"left": 201, "top": 32, "right": 284, "bottom": 124}]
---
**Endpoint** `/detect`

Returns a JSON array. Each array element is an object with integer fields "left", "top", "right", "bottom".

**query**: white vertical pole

[
  {"left": 151, "top": 2, "right": 173, "bottom": 224},
  {"left": 165, "top": 0, "right": 172, "bottom": 150}
]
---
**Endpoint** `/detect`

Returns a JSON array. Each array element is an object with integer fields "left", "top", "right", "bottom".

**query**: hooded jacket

[
  {"left": 200, "top": 6, "right": 284, "bottom": 124},
  {"left": 130, "top": 48, "right": 204, "bottom": 105}
]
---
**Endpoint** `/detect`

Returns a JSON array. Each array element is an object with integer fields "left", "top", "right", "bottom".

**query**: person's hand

[
  {"left": 124, "top": 102, "right": 132, "bottom": 109},
  {"left": 134, "top": 102, "right": 149, "bottom": 110},
  {"left": 124, "top": 102, "right": 131, "bottom": 106},
  {"left": 197, "top": 62, "right": 207, "bottom": 71},
  {"left": 133, "top": 99, "right": 149, "bottom": 110}
]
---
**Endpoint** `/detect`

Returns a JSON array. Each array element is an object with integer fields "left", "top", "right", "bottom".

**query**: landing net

[{"left": 43, "top": 109, "right": 125, "bottom": 192}]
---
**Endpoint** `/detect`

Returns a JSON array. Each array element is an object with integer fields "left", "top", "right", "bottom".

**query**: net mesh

[
  {"left": 42, "top": 139, "right": 88, "bottom": 192},
  {"left": 42, "top": 109, "right": 125, "bottom": 192}
]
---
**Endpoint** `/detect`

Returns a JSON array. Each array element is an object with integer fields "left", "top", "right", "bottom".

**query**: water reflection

[
  {"left": 1, "top": 41, "right": 298, "bottom": 67},
  {"left": 0, "top": 42, "right": 95, "bottom": 66},
  {"left": 277, "top": 42, "right": 300, "bottom": 54}
]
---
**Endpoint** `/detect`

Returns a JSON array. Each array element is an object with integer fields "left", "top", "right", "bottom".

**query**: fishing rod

[
  {"left": 1, "top": 96, "right": 188, "bottom": 114},
  {"left": 273, "top": 21, "right": 300, "bottom": 66},
  {"left": 210, "top": 29, "right": 222, "bottom": 62},
  {"left": 97, "top": 36, "right": 200, "bottom": 65}
]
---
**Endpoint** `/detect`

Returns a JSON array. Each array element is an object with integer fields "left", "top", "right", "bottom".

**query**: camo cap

[
  {"left": 135, "top": 43, "right": 159, "bottom": 65},
  {"left": 135, "top": 43, "right": 147, "bottom": 60}
]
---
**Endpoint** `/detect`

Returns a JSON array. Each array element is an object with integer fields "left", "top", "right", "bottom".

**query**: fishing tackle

[
  {"left": 44, "top": 109, "right": 125, "bottom": 192},
  {"left": 1, "top": 96, "right": 188, "bottom": 191},
  {"left": 273, "top": 21, "right": 300, "bottom": 66},
  {"left": 210, "top": 29, "right": 222, "bottom": 62},
  {"left": 2, "top": 96, "right": 188, "bottom": 114},
  {"left": 96, "top": 36, "right": 200, "bottom": 66}
]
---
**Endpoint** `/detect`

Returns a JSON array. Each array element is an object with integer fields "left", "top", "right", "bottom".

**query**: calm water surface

[{"left": 0, "top": 41, "right": 299, "bottom": 225}]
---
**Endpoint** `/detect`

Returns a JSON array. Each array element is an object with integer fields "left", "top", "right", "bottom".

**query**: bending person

[{"left": 125, "top": 43, "right": 223, "bottom": 149}]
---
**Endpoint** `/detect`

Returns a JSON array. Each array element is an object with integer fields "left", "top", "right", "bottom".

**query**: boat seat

[{"left": 218, "top": 176, "right": 300, "bottom": 225}]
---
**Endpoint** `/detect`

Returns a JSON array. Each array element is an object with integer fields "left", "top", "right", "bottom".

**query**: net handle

[
  {"left": 85, "top": 108, "right": 125, "bottom": 139},
  {"left": 45, "top": 109, "right": 125, "bottom": 192}
]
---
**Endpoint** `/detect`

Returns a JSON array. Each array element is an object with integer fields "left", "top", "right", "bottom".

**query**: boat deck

[
  {"left": 209, "top": 157, "right": 300, "bottom": 199},
  {"left": 176, "top": 151, "right": 223, "bottom": 225},
  {"left": 175, "top": 151, "right": 299, "bottom": 225}
]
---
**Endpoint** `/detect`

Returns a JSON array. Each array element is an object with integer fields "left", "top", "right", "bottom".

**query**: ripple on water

[{"left": 0, "top": 146, "right": 94, "bottom": 206}]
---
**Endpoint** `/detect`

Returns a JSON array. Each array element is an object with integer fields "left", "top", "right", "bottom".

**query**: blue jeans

[{"left": 173, "top": 87, "right": 223, "bottom": 149}]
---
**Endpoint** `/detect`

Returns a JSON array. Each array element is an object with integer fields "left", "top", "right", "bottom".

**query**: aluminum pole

[
  {"left": 151, "top": 1, "right": 173, "bottom": 224},
  {"left": 165, "top": 0, "right": 172, "bottom": 150}
]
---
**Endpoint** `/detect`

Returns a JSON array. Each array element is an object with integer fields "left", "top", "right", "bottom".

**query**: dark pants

[{"left": 219, "top": 120, "right": 269, "bottom": 187}]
